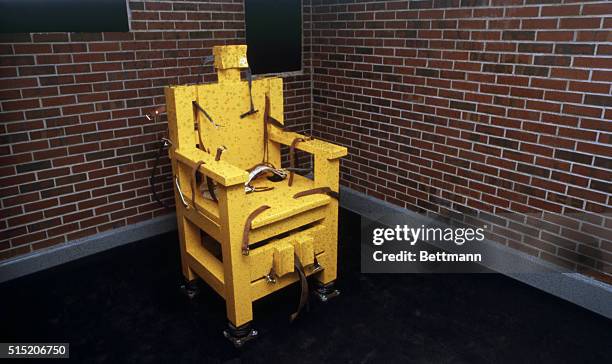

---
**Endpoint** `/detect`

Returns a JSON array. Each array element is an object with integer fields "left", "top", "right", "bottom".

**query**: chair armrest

[
  {"left": 174, "top": 147, "right": 248, "bottom": 187},
  {"left": 268, "top": 127, "right": 347, "bottom": 160}
]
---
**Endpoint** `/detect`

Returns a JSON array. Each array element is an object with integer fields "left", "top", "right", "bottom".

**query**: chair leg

[
  {"left": 177, "top": 212, "right": 198, "bottom": 282},
  {"left": 219, "top": 185, "right": 256, "bottom": 329},
  {"left": 221, "top": 237, "right": 254, "bottom": 331},
  {"left": 313, "top": 212, "right": 340, "bottom": 289}
]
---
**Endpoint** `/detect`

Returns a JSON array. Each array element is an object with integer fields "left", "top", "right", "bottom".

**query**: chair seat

[
  {"left": 245, "top": 174, "right": 332, "bottom": 229},
  {"left": 192, "top": 173, "right": 331, "bottom": 230}
]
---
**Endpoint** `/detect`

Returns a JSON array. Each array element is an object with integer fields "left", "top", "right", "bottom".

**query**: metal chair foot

[
  {"left": 179, "top": 279, "right": 200, "bottom": 299},
  {"left": 223, "top": 322, "right": 258, "bottom": 348},
  {"left": 313, "top": 281, "right": 340, "bottom": 302}
]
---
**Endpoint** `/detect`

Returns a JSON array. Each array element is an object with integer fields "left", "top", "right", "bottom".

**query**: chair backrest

[{"left": 166, "top": 45, "right": 285, "bottom": 170}]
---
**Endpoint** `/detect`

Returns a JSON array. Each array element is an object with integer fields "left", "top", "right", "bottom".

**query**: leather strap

[
  {"left": 249, "top": 186, "right": 274, "bottom": 193},
  {"left": 205, "top": 146, "right": 226, "bottom": 203},
  {"left": 288, "top": 137, "right": 306, "bottom": 187},
  {"left": 192, "top": 99, "right": 209, "bottom": 153},
  {"left": 193, "top": 100, "right": 217, "bottom": 126},
  {"left": 290, "top": 253, "right": 309, "bottom": 322},
  {"left": 191, "top": 160, "right": 205, "bottom": 213},
  {"left": 195, "top": 121, "right": 206, "bottom": 153},
  {"left": 205, "top": 177, "right": 217, "bottom": 203},
  {"left": 240, "top": 68, "right": 258, "bottom": 118},
  {"left": 293, "top": 187, "right": 339, "bottom": 200},
  {"left": 260, "top": 95, "right": 285, "bottom": 166},
  {"left": 268, "top": 116, "right": 285, "bottom": 129},
  {"left": 241, "top": 205, "right": 271, "bottom": 256},
  {"left": 262, "top": 95, "right": 271, "bottom": 164}
]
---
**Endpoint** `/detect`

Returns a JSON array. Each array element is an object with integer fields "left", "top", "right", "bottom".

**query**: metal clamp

[
  {"left": 265, "top": 267, "right": 277, "bottom": 284},
  {"left": 310, "top": 261, "right": 323, "bottom": 274},
  {"left": 161, "top": 137, "right": 172, "bottom": 147},
  {"left": 244, "top": 165, "right": 287, "bottom": 193},
  {"left": 174, "top": 175, "right": 189, "bottom": 208},
  {"left": 309, "top": 257, "right": 323, "bottom": 273}
]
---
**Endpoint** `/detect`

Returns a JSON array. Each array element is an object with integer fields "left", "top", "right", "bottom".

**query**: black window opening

[
  {"left": 245, "top": 0, "right": 302, "bottom": 75},
  {"left": 0, "top": 0, "right": 130, "bottom": 33}
]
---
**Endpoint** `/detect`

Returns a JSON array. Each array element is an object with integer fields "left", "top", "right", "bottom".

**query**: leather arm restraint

[
  {"left": 191, "top": 160, "right": 206, "bottom": 213},
  {"left": 293, "top": 187, "right": 339, "bottom": 200},
  {"left": 204, "top": 146, "right": 226, "bottom": 203},
  {"left": 288, "top": 137, "right": 312, "bottom": 187},
  {"left": 241, "top": 205, "right": 271, "bottom": 256}
]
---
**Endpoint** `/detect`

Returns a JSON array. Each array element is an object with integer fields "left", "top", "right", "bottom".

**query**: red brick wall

[
  {"left": 310, "top": 0, "right": 611, "bottom": 280},
  {"left": 0, "top": 1, "right": 312, "bottom": 260}
]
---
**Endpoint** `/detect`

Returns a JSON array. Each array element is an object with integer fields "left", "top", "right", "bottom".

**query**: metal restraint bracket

[
  {"left": 265, "top": 267, "right": 277, "bottom": 284},
  {"left": 310, "top": 257, "right": 323, "bottom": 274},
  {"left": 174, "top": 176, "right": 189, "bottom": 208}
]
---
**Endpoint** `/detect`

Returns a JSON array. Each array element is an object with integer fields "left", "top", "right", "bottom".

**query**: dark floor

[{"left": 1, "top": 209, "right": 611, "bottom": 363}]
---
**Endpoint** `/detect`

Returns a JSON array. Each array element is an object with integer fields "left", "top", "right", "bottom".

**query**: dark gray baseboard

[
  {"left": 340, "top": 187, "right": 612, "bottom": 320},
  {"left": 1, "top": 188, "right": 610, "bottom": 320},
  {"left": 0, "top": 213, "right": 177, "bottom": 283}
]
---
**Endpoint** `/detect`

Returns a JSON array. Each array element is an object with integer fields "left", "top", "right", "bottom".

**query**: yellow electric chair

[{"left": 164, "top": 45, "right": 347, "bottom": 346}]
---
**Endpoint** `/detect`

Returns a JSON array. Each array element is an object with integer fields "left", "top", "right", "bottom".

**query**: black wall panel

[
  {"left": 245, "top": 0, "right": 302, "bottom": 74},
  {"left": 0, "top": 0, "right": 129, "bottom": 33}
]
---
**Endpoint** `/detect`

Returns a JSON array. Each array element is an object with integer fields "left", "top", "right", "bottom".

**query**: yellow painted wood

[
  {"left": 293, "top": 235, "right": 315, "bottom": 267},
  {"left": 246, "top": 174, "right": 331, "bottom": 229},
  {"left": 218, "top": 183, "right": 253, "bottom": 326},
  {"left": 183, "top": 208, "right": 221, "bottom": 242},
  {"left": 250, "top": 253, "right": 327, "bottom": 301},
  {"left": 247, "top": 207, "right": 328, "bottom": 245},
  {"left": 248, "top": 224, "right": 325, "bottom": 281},
  {"left": 174, "top": 148, "right": 248, "bottom": 186},
  {"left": 273, "top": 241, "right": 294, "bottom": 277},
  {"left": 186, "top": 245, "right": 225, "bottom": 297},
  {"left": 165, "top": 45, "right": 345, "bottom": 327},
  {"left": 269, "top": 127, "right": 348, "bottom": 160}
]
